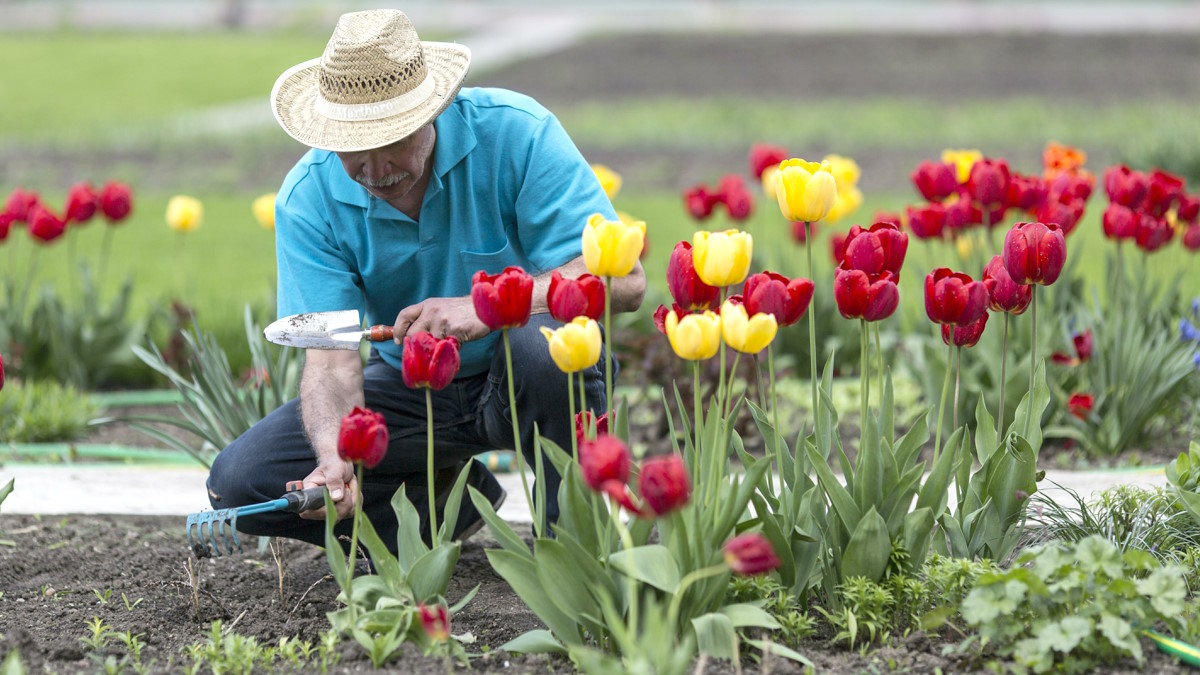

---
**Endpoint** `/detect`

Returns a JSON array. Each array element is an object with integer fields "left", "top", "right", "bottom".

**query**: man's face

[{"left": 335, "top": 124, "right": 435, "bottom": 202}]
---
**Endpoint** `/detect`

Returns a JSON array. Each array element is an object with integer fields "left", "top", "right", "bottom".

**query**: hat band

[{"left": 314, "top": 74, "right": 435, "bottom": 122}]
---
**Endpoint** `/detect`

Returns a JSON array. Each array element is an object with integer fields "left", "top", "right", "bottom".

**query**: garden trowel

[{"left": 263, "top": 310, "right": 394, "bottom": 350}]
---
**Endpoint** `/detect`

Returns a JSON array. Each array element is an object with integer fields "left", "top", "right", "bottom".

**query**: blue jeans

[{"left": 206, "top": 313, "right": 612, "bottom": 549}]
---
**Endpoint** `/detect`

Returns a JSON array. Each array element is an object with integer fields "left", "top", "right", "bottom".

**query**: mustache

[{"left": 355, "top": 173, "right": 408, "bottom": 189}]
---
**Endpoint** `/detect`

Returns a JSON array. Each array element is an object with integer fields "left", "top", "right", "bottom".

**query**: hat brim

[{"left": 271, "top": 42, "right": 471, "bottom": 153}]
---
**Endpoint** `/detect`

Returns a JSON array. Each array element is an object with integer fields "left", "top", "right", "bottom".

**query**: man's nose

[{"left": 361, "top": 151, "right": 391, "bottom": 180}]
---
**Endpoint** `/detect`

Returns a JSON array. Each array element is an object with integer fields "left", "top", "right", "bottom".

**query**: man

[{"left": 206, "top": 9, "right": 644, "bottom": 552}]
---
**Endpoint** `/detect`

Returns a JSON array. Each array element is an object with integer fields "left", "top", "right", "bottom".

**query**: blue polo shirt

[{"left": 274, "top": 88, "right": 617, "bottom": 377}]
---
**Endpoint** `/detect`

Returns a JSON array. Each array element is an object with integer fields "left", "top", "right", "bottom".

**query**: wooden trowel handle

[{"left": 367, "top": 325, "right": 395, "bottom": 342}]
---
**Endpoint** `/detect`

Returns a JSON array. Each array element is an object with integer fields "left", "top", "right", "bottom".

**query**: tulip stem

[
  {"left": 997, "top": 313, "right": 1010, "bottom": 450},
  {"left": 567, "top": 372, "right": 578, "bottom": 464},
  {"left": 611, "top": 501, "right": 638, "bottom": 633},
  {"left": 1114, "top": 243, "right": 1123, "bottom": 386},
  {"left": 768, "top": 345, "right": 782, "bottom": 498},
  {"left": 426, "top": 388, "right": 438, "bottom": 544},
  {"left": 805, "top": 223, "right": 819, "bottom": 429},
  {"left": 860, "top": 319, "right": 869, "bottom": 432},
  {"left": 953, "top": 345, "right": 962, "bottom": 432},
  {"left": 874, "top": 323, "right": 884, "bottom": 410},
  {"left": 99, "top": 226, "right": 114, "bottom": 291},
  {"left": 665, "top": 564, "right": 729, "bottom": 639},
  {"left": 693, "top": 360, "right": 702, "bottom": 485},
  {"left": 933, "top": 327, "right": 955, "bottom": 465},
  {"left": 503, "top": 330, "right": 539, "bottom": 539},
  {"left": 579, "top": 371, "right": 588, "bottom": 426},
  {"left": 346, "top": 462, "right": 364, "bottom": 629},
  {"left": 604, "top": 275, "right": 614, "bottom": 419},
  {"left": 1023, "top": 289, "right": 1037, "bottom": 440},
  {"left": 752, "top": 354, "right": 768, "bottom": 418}
]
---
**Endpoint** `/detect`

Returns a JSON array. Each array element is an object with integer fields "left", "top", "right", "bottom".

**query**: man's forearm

[
  {"left": 531, "top": 256, "right": 646, "bottom": 315},
  {"left": 299, "top": 350, "right": 366, "bottom": 460}
]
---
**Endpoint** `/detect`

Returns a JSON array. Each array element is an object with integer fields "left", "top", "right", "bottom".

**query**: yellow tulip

[
  {"left": 665, "top": 310, "right": 721, "bottom": 361},
  {"left": 252, "top": 193, "right": 276, "bottom": 230},
  {"left": 823, "top": 184, "right": 863, "bottom": 225},
  {"left": 591, "top": 164, "right": 623, "bottom": 201},
  {"left": 720, "top": 300, "right": 777, "bottom": 354},
  {"left": 822, "top": 154, "right": 861, "bottom": 191},
  {"left": 941, "top": 148, "right": 983, "bottom": 184},
  {"left": 539, "top": 317, "right": 602, "bottom": 373},
  {"left": 582, "top": 213, "right": 645, "bottom": 277},
  {"left": 692, "top": 229, "right": 753, "bottom": 288},
  {"left": 166, "top": 195, "right": 203, "bottom": 233},
  {"left": 775, "top": 158, "right": 837, "bottom": 223},
  {"left": 760, "top": 164, "right": 780, "bottom": 200},
  {"left": 955, "top": 233, "right": 975, "bottom": 260}
]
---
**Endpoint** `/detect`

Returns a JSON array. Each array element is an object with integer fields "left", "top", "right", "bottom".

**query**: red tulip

[
  {"left": 602, "top": 480, "right": 643, "bottom": 515},
  {"left": 98, "top": 181, "right": 134, "bottom": 223},
  {"left": 401, "top": 332, "right": 460, "bottom": 391},
  {"left": 1036, "top": 198, "right": 1084, "bottom": 237},
  {"left": 969, "top": 202, "right": 1008, "bottom": 229},
  {"left": 1184, "top": 224, "right": 1200, "bottom": 251},
  {"left": 911, "top": 160, "right": 958, "bottom": 202},
  {"left": 842, "top": 222, "right": 908, "bottom": 276},
  {"left": 0, "top": 213, "right": 12, "bottom": 241},
  {"left": 873, "top": 211, "right": 902, "bottom": 228},
  {"left": 944, "top": 193, "right": 974, "bottom": 233},
  {"left": 967, "top": 158, "right": 1012, "bottom": 209},
  {"left": 419, "top": 603, "right": 450, "bottom": 642},
  {"left": 1102, "top": 204, "right": 1138, "bottom": 241},
  {"left": 1002, "top": 222, "right": 1066, "bottom": 286},
  {"left": 830, "top": 232, "right": 848, "bottom": 265},
  {"left": 471, "top": 266, "right": 533, "bottom": 331},
  {"left": 638, "top": 453, "right": 690, "bottom": 517},
  {"left": 749, "top": 143, "right": 788, "bottom": 179},
  {"left": 684, "top": 185, "right": 719, "bottom": 221},
  {"left": 64, "top": 182, "right": 98, "bottom": 224},
  {"left": 982, "top": 255, "right": 1031, "bottom": 315},
  {"left": 722, "top": 188, "right": 755, "bottom": 221},
  {"left": 1178, "top": 194, "right": 1199, "bottom": 226},
  {"left": 941, "top": 310, "right": 988, "bottom": 348},
  {"left": 1046, "top": 172, "right": 1094, "bottom": 204},
  {"left": 3, "top": 187, "right": 40, "bottom": 222},
  {"left": 1135, "top": 213, "right": 1173, "bottom": 253},
  {"left": 906, "top": 203, "right": 946, "bottom": 240},
  {"left": 0, "top": 352, "right": 5, "bottom": 392},
  {"left": 723, "top": 533, "right": 781, "bottom": 576},
  {"left": 1145, "top": 169, "right": 1185, "bottom": 217},
  {"left": 652, "top": 303, "right": 675, "bottom": 336},
  {"left": 575, "top": 409, "right": 609, "bottom": 444},
  {"left": 1067, "top": 393, "right": 1095, "bottom": 420},
  {"left": 716, "top": 174, "right": 747, "bottom": 197},
  {"left": 743, "top": 271, "right": 813, "bottom": 327},
  {"left": 28, "top": 205, "right": 66, "bottom": 244},
  {"left": 337, "top": 406, "right": 389, "bottom": 468},
  {"left": 1103, "top": 165, "right": 1148, "bottom": 210},
  {"left": 1007, "top": 172, "right": 1047, "bottom": 214},
  {"left": 790, "top": 220, "right": 818, "bottom": 244},
  {"left": 547, "top": 271, "right": 605, "bottom": 322},
  {"left": 1073, "top": 330, "right": 1093, "bottom": 363},
  {"left": 667, "top": 241, "right": 720, "bottom": 311},
  {"left": 924, "top": 268, "right": 989, "bottom": 326},
  {"left": 580, "top": 435, "right": 632, "bottom": 493},
  {"left": 834, "top": 267, "right": 900, "bottom": 322}
]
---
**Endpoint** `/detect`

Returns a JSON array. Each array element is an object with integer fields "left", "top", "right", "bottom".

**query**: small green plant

[
  {"left": 79, "top": 616, "right": 115, "bottom": 652},
  {"left": 121, "top": 593, "right": 143, "bottom": 612},
  {"left": 0, "top": 378, "right": 98, "bottom": 444},
  {"left": 1, "top": 650, "right": 24, "bottom": 675},
  {"left": 726, "top": 576, "right": 816, "bottom": 648},
  {"left": 93, "top": 588, "right": 113, "bottom": 605},
  {"left": 960, "top": 535, "right": 1187, "bottom": 672}
]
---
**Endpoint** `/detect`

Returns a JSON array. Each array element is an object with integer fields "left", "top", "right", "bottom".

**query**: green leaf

[
  {"left": 1006, "top": 360, "right": 1050, "bottom": 454},
  {"left": 468, "top": 486, "right": 529, "bottom": 558},
  {"left": 974, "top": 395, "right": 998, "bottom": 465},
  {"left": 486, "top": 549, "right": 582, "bottom": 645},
  {"left": 533, "top": 539, "right": 601, "bottom": 622},
  {"left": 893, "top": 408, "right": 930, "bottom": 470},
  {"left": 501, "top": 629, "right": 567, "bottom": 655},
  {"left": 1075, "top": 536, "right": 1123, "bottom": 578},
  {"left": 720, "top": 603, "right": 781, "bottom": 630},
  {"left": 916, "top": 427, "right": 963, "bottom": 518},
  {"left": 406, "top": 542, "right": 460, "bottom": 603},
  {"left": 352, "top": 506, "right": 404, "bottom": 588},
  {"left": 807, "top": 441, "right": 861, "bottom": 535},
  {"left": 0, "top": 478, "right": 13, "bottom": 512},
  {"left": 1098, "top": 613, "right": 1143, "bottom": 663},
  {"left": 436, "top": 460, "right": 475, "bottom": 544},
  {"left": 744, "top": 638, "right": 814, "bottom": 668},
  {"left": 1038, "top": 616, "right": 1092, "bottom": 654},
  {"left": 391, "top": 485, "right": 427, "bottom": 574},
  {"left": 1135, "top": 568, "right": 1187, "bottom": 617},
  {"left": 322, "top": 492, "right": 349, "bottom": 589},
  {"left": 902, "top": 507, "right": 935, "bottom": 571},
  {"left": 691, "top": 612, "right": 737, "bottom": 659},
  {"left": 714, "top": 456, "right": 772, "bottom": 538},
  {"left": 840, "top": 507, "right": 890, "bottom": 583},
  {"left": 609, "top": 545, "right": 681, "bottom": 594}
]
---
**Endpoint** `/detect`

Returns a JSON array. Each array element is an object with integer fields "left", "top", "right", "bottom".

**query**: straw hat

[{"left": 271, "top": 9, "right": 471, "bottom": 152}]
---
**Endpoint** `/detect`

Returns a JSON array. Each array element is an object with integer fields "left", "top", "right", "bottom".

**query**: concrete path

[{"left": 0, "top": 461, "right": 1169, "bottom": 523}]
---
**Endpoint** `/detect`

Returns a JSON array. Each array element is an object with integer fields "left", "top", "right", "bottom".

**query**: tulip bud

[
  {"left": 1002, "top": 222, "right": 1066, "bottom": 286},
  {"left": 943, "top": 192, "right": 974, "bottom": 233},
  {"left": 787, "top": 220, "right": 816, "bottom": 244},
  {"left": 638, "top": 453, "right": 690, "bottom": 517},
  {"left": 1073, "top": 330, "right": 1093, "bottom": 363},
  {"left": 743, "top": 271, "right": 813, "bottom": 327},
  {"left": 64, "top": 182, "right": 98, "bottom": 224},
  {"left": 1103, "top": 165, "right": 1148, "bottom": 210},
  {"left": 906, "top": 203, "right": 947, "bottom": 240},
  {"left": 684, "top": 185, "right": 719, "bottom": 221},
  {"left": 28, "top": 205, "right": 66, "bottom": 243},
  {"left": 591, "top": 164, "right": 622, "bottom": 201},
  {"left": 1007, "top": 173, "right": 1047, "bottom": 214},
  {"left": 540, "top": 317, "right": 602, "bottom": 373},
  {"left": 1135, "top": 213, "right": 1173, "bottom": 253},
  {"left": 547, "top": 271, "right": 605, "bottom": 322},
  {"left": 911, "top": 160, "right": 959, "bottom": 202},
  {"left": 967, "top": 158, "right": 1012, "bottom": 209},
  {"left": 471, "top": 266, "right": 534, "bottom": 331},
  {"left": 419, "top": 603, "right": 450, "bottom": 642},
  {"left": 822, "top": 154, "right": 861, "bottom": 191},
  {"left": 98, "top": 181, "right": 133, "bottom": 223},
  {"left": 775, "top": 158, "right": 837, "bottom": 223},
  {"left": 834, "top": 267, "right": 900, "bottom": 323},
  {"left": 337, "top": 406, "right": 389, "bottom": 468},
  {"left": 1037, "top": 195, "right": 1085, "bottom": 237},
  {"left": 824, "top": 184, "right": 863, "bottom": 225},
  {"left": 941, "top": 149, "right": 983, "bottom": 184},
  {"left": 723, "top": 533, "right": 781, "bottom": 576},
  {"left": 582, "top": 213, "right": 645, "bottom": 278},
  {"left": 4, "top": 187, "right": 40, "bottom": 222},
  {"left": 873, "top": 211, "right": 902, "bottom": 228},
  {"left": 579, "top": 435, "right": 632, "bottom": 492},
  {"left": 665, "top": 309, "right": 721, "bottom": 361},
  {"left": 982, "top": 255, "right": 1031, "bottom": 315},
  {"left": 1102, "top": 204, "right": 1137, "bottom": 241},
  {"left": 0, "top": 213, "right": 10, "bottom": 241},
  {"left": 722, "top": 188, "right": 755, "bottom": 222},
  {"left": 252, "top": 192, "right": 276, "bottom": 229},
  {"left": 941, "top": 311, "right": 989, "bottom": 348},
  {"left": 1178, "top": 194, "right": 1200, "bottom": 226},
  {"left": 720, "top": 299, "right": 777, "bottom": 354},
  {"left": 1067, "top": 393, "right": 1095, "bottom": 420},
  {"left": 0, "top": 352, "right": 5, "bottom": 392},
  {"left": 1043, "top": 142, "right": 1087, "bottom": 179},
  {"left": 830, "top": 233, "right": 848, "bottom": 265},
  {"left": 692, "top": 229, "right": 753, "bottom": 288},
  {"left": 166, "top": 195, "right": 204, "bottom": 232},
  {"left": 749, "top": 143, "right": 788, "bottom": 180},
  {"left": 401, "top": 332, "right": 461, "bottom": 391},
  {"left": 1046, "top": 172, "right": 1094, "bottom": 204},
  {"left": 842, "top": 222, "right": 908, "bottom": 276},
  {"left": 924, "top": 268, "right": 989, "bottom": 327},
  {"left": 575, "top": 410, "right": 609, "bottom": 444},
  {"left": 1184, "top": 224, "right": 1200, "bottom": 251},
  {"left": 1146, "top": 169, "right": 1185, "bottom": 218}
]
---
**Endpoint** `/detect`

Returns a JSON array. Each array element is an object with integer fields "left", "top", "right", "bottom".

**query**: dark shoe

[{"left": 422, "top": 458, "right": 506, "bottom": 544}]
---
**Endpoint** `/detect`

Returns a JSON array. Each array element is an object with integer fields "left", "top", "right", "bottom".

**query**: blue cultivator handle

[{"left": 187, "top": 482, "right": 326, "bottom": 558}]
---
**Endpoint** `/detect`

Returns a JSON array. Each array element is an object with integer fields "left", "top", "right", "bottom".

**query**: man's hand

[
  {"left": 298, "top": 455, "right": 358, "bottom": 522},
  {"left": 393, "top": 296, "right": 490, "bottom": 343}
]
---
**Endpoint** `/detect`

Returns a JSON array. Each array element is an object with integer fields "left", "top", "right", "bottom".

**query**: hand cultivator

[{"left": 186, "top": 482, "right": 325, "bottom": 558}]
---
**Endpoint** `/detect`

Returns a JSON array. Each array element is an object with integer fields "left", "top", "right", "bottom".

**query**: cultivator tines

[{"left": 187, "top": 509, "right": 244, "bottom": 558}]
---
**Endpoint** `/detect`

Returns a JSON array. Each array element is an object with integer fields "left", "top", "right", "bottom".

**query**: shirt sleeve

[
  {"left": 514, "top": 113, "right": 619, "bottom": 274},
  {"left": 274, "top": 176, "right": 365, "bottom": 319}
]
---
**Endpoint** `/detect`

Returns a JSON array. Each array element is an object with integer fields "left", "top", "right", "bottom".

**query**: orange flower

[{"left": 1043, "top": 141, "right": 1087, "bottom": 180}]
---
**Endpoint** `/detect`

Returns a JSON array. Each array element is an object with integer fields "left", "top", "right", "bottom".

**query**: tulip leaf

[
  {"left": 407, "top": 542, "right": 460, "bottom": 603},
  {"left": 555, "top": 529, "right": 621, "bottom": 603},
  {"left": 841, "top": 507, "right": 890, "bottom": 583},
  {"left": 715, "top": 456, "right": 772, "bottom": 538},
  {"left": 501, "top": 629, "right": 567, "bottom": 655},
  {"left": 1006, "top": 360, "right": 1050, "bottom": 454},
  {"left": 534, "top": 539, "right": 602, "bottom": 624},
  {"left": 916, "top": 427, "right": 963, "bottom": 519},
  {"left": 855, "top": 411, "right": 883, "bottom": 516},
  {"left": 720, "top": 603, "right": 781, "bottom": 629},
  {"left": 352, "top": 504, "right": 404, "bottom": 587},
  {"left": 487, "top": 549, "right": 582, "bottom": 645},
  {"left": 815, "top": 353, "right": 838, "bottom": 462},
  {"left": 662, "top": 386, "right": 685, "bottom": 456},
  {"left": 881, "top": 369, "right": 895, "bottom": 443},
  {"left": 436, "top": 461, "right": 474, "bottom": 545},
  {"left": 557, "top": 469, "right": 601, "bottom": 554},
  {"left": 609, "top": 545, "right": 681, "bottom": 594},
  {"left": 691, "top": 612, "right": 737, "bottom": 660},
  {"left": 938, "top": 512, "right": 969, "bottom": 558},
  {"left": 391, "top": 484, "right": 428, "bottom": 573},
  {"left": 893, "top": 408, "right": 931, "bottom": 470},
  {"left": 0, "top": 478, "right": 13, "bottom": 511},
  {"left": 975, "top": 396, "right": 998, "bottom": 466},
  {"left": 322, "top": 493, "right": 349, "bottom": 589},
  {"left": 468, "top": 486, "right": 530, "bottom": 559},
  {"left": 807, "top": 442, "right": 862, "bottom": 536},
  {"left": 615, "top": 397, "right": 631, "bottom": 444},
  {"left": 903, "top": 507, "right": 936, "bottom": 571},
  {"left": 983, "top": 434, "right": 1037, "bottom": 552},
  {"left": 539, "top": 434, "right": 572, "bottom": 477},
  {"left": 882, "top": 463, "right": 926, "bottom": 535},
  {"left": 752, "top": 500, "right": 796, "bottom": 587},
  {"left": 748, "top": 400, "right": 790, "bottom": 480}
]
